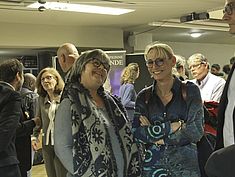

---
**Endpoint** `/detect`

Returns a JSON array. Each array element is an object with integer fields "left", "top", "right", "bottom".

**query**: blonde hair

[
  {"left": 36, "top": 67, "right": 64, "bottom": 97},
  {"left": 144, "top": 42, "right": 174, "bottom": 60},
  {"left": 120, "top": 63, "right": 139, "bottom": 85},
  {"left": 187, "top": 53, "right": 208, "bottom": 66}
]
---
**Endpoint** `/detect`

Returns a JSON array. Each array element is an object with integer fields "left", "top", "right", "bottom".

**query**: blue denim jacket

[{"left": 132, "top": 78, "right": 204, "bottom": 177}]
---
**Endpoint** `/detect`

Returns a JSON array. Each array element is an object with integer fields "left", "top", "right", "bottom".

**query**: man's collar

[
  {"left": 197, "top": 72, "right": 210, "bottom": 86},
  {"left": 0, "top": 81, "right": 15, "bottom": 91}
]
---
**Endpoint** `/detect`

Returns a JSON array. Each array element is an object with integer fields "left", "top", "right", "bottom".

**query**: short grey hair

[{"left": 188, "top": 53, "right": 208, "bottom": 66}]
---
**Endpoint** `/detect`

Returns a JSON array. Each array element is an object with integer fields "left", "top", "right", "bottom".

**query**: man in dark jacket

[
  {"left": 16, "top": 73, "right": 40, "bottom": 177},
  {"left": 0, "top": 59, "right": 24, "bottom": 177},
  {"left": 214, "top": 0, "right": 235, "bottom": 151},
  {"left": 205, "top": 1, "right": 235, "bottom": 177}
]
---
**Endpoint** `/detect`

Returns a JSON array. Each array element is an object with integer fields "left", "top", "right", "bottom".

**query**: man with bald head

[
  {"left": 16, "top": 73, "right": 40, "bottom": 177},
  {"left": 57, "top": 43, "right": 79, "bottom": 81},
  {"left": 205, "top": 1, "right": 235, "bottom": 176},
  {"left": 22, "top": 73, "right": 37, "bottom": 93}
]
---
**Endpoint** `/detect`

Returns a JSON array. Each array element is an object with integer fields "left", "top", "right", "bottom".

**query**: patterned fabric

[
  {"left": 62, "top": 81, "right": 142, "bottom": 177},
  {"left": 132, "top": 78, "right": 204, "bottom": 177}
]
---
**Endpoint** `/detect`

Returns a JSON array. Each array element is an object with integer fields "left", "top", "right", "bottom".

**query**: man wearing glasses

[
  {"left": 187, "top": 53, "right": 225, "bottom": 102},
  {"left": 188, "top": 53, "right": 225, "bottom": 177},
  {"left": 205, "top": 1, "right": 235, "bottom": 177}
]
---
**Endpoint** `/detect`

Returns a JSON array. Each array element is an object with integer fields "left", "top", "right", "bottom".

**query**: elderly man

[
  {"left": 17, "top": 73, "right": 39, "bottom": 177},
  {"left": 187, "top": 53, "right": 225, "bottom": 102},
  {"left": 205, "top": 1, "right": 235, "bottom": 177},
  {"left": 56, "top": 43, "right": 79, "bottom": 81},
  {"left": 188, "top": 53, "right": 226, "bottom": 177}
]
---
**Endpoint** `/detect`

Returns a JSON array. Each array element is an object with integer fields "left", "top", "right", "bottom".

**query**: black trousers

[
  {"left": 197, "top": 134, "right": 216, "bottom": 177},
  {"left": 0, "top": 164, "right": 21, "bottom": 177},
  {"left": 19, "top": 164, "right": 28, "bottom": 177}
]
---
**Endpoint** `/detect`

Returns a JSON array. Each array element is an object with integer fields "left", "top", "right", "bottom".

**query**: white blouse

[{"left": 46, "top": 100, "right": 57, "bottom": 145}]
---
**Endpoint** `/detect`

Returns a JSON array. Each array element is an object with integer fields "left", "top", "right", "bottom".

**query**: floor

[{"left": 31, "top": 164, "right": 47, "bottom": 177}]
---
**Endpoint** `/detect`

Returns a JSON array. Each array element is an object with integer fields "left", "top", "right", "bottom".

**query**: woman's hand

[
  {"left": 171, "top": 120, "right": 183, "bottom": 133},
  {"left": 31, "top": 139, "right": 39, "bottom": 151},
  {"left": 139, "top": 115, "right": 151, "bottom": 126},
  {"left": 155, "top": 139, "right": 164, "bottom": 146}
]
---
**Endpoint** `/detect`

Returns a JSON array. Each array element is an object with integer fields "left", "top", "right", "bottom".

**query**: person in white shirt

[
  {"left": 187, "top": 53, "right": 225, "bottom": 102},
  {"left": 188, "top": 53, "right": 226, "bottom": 177}
]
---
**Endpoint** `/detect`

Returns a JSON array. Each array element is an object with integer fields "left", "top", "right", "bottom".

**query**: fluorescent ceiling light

[
  {"left": 190, "top": 32, "right": 202, "bottom": 38},
  {"left": 148, "top": 19, "right": 229, "bottom": 32},
  {"left": 27, "top": 2, "right": 134, "bottom": 15},
  {"left": 209, "top": 9, "right": 223, "bottom": 20}
]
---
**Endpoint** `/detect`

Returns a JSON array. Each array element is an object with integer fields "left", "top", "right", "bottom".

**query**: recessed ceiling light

[
  {"left": 190, "top": 32, "right": 202, "bottom": 38},
  {"left": 27, "top": 2, "right": 135, "bottom": 15}
]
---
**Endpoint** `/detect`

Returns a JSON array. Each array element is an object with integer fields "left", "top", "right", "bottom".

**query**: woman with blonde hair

[
  {"left": 119, "top": 63, "right": 139, "bottom": 122},
  {"left": 132, "top": 42, "right": 204, "bottom": 177},
  {"left": 32, "top": 67, "right": 66, "bottom": 177}
]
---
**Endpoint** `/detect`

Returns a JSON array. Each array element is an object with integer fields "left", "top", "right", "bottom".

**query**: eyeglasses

[
  {"left": 188, "top": 62, "right": 205, "bottom": 70},
  {"left": 146, "top": 58, "right": 165, "bottom": 67},
  {"left": 41, "top": 75, "right": 55, "bottom": 82},
  {"left": 223, "top": 2, "right": 235, "bottom": 15},
  {"left": 90, "top": 58, "right": 110, "bottom": 71}
]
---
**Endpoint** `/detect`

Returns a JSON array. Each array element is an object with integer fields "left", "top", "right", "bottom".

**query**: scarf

[{"left": 62, "top": 81, "right": 142, "bottom": 177}]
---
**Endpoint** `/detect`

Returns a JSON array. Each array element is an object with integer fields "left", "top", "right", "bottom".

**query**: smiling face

[
  {"left": 145, "top": 48, "right": 175, "bottom": 81},
  {"left": 40, "top": 71, "right": 58, "bottom": 92},
  {"left": 223, "top": 0, "right": 235, "bottom": 34},
  {"left": 80, "top": 58, "right": 108, "bottom": 91}
]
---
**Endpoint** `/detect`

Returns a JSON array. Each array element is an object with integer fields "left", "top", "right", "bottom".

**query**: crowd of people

[{"left": 0, "top": 0, "right": 235, "bottom": 176}]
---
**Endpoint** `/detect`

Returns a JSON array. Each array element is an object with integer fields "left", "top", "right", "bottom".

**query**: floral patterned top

[{"left": 59, "top": 81, "right": 142, "bottom": 177}]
